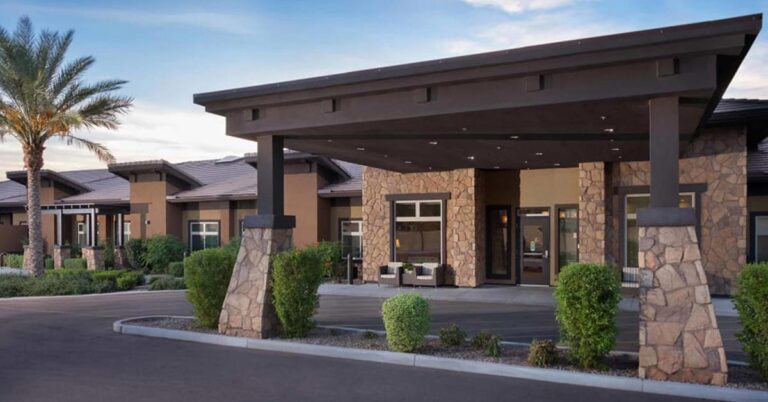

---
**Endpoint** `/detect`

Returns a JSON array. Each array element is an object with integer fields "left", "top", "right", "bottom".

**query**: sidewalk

[{"left": 318, "top": 283, "right": 738, "bottom": 317}]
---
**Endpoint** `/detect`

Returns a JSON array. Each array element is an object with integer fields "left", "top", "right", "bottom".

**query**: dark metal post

[
  {"left": 346, "top": 254, "right": 353, "bottom": 284},
  {"left": 648, "top": 96, "right": 680, "bottom": 208},
  {"left": 257, "top": 135, "right": 284, "bottom": 216}
]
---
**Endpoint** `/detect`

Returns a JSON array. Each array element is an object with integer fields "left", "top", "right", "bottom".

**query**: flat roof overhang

[{"left": 195, "top": 14, "right": 761, "bottom": 173}]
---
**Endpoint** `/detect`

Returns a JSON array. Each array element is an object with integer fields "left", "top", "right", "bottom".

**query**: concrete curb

[
  {"left": 114, "top": 316, "right": 767, "bottom": 402},
  {"left": 0, "top": 289, "right": 187, "bottom": 302}
]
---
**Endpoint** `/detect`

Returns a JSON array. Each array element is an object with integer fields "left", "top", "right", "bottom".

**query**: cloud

[
  {"left": 441, "top": 11, "right": 621, "bottom": 55},
  {"left": 724, "top": 44, "right": 768, "bottom": 99},
  {"left": 0, "top": 102, "right": 256, "bottom": 177},
  {"left": 22, "top": 5, "right": 255, "bottom": 35},
  {"left": 463, "top": 0, "right": 579, "bottom": 14}
]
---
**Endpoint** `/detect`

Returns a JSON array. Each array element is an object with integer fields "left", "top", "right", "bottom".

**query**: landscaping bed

[{"left": 125, "top": 316, "right": 767, "bottom": 391}]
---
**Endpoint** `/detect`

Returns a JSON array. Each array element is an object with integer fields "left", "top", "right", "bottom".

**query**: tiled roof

[
  {"left": 319, "top": 160, "right": 363, "bottom": 197},
  {"left": 710, "top": 98, "right": 768, "bottom": 124},
  {"left": 0, "top": 180, "right": 26, "bottom": 206}
]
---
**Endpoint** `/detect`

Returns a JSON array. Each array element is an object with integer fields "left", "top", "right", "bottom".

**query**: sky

[{"left": 0, "top": 0, "right": 767, "bottom": 176}]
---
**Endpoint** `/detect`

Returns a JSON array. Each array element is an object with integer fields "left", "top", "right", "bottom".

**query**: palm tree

[{"left": 0, "top": 17, "right": 132, "bottom": 276}]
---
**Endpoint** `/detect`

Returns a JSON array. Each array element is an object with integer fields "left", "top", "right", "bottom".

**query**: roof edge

[{"left": 108, "top": 160, "right": 203, "bottom": 188}]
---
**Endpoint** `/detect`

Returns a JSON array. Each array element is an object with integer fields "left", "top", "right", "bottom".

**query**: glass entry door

[
  {"left": 519, "top": 215, "right": 550, "bottom": 285},
  {"left": 486, "top": 206, "right": 511, "bottom": 279}
]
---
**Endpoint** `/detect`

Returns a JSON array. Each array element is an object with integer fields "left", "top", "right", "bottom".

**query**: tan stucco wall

[
  {"left": 0, "top": 217, "right": 26, "bottom": 254},
  {"left": 285, "top": 172, "right": 330, "bottom": 248},
  {"left": 181, "top": 201, "right": 233, "bottom": 248},
  {"left": 329, "top": 197, "right": 363, "bottom": 241},
  {"left": 128, "top": 176, "right": 183, "bottom": 240}
]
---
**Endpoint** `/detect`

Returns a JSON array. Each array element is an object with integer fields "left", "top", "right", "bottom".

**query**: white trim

[
  {"left": 340, "top": 219, "right": 363, "bottom": 259},
  {"left": 393, "top": 200, "right": 443, "bottom": 264},
  {"left": 189, "top": 221, "right": 221, "bottom": 251}
]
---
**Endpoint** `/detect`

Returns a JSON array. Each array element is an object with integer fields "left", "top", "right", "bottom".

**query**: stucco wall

[
  {"left": 362, "top": 167, "right": 482, "bottom": 286},
  {"left": 329, "top": 197, "right": 363, "bottom": 242}
]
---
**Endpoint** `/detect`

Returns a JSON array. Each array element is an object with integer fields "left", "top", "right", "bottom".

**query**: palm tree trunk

[{"left": 24, "top": 149, "right": 45, "bottom": 277}]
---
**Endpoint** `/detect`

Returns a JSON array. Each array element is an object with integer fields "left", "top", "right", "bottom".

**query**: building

[{"left": 0, "top": 154, "right": 363, "bottom": 267}]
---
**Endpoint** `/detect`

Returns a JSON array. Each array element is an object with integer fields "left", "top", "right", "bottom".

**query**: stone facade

[
  {"left": 218, "top": 227, "right": 293, "bottom": 338},
  {"left": 614, "top": 128, "right": 747, "bottom": 294},
  {"left": 362, "top": 167, "right": 483, "bottom": 286},
  {"left": 114, "top": 247, "right": 127, "bottom": 269},
  {"left": 82, "top": 247, "right": 104, "bottom": 271},
  {"left": 53, "top": 246, "right": 70, "bottom": 269},
  {"left": 638, "top": 225, "right": 727, "bottom": 385},
  {"left": 578, "top": 162, "right": 607, "bottom": 264}
]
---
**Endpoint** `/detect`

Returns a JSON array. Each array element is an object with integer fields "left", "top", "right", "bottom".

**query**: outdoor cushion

[
  {"left": 380, "top": 274, "right": 396, "bottom": 279},
  {"left": 416, "top": 275, "right": 433, "bottom": 280}
]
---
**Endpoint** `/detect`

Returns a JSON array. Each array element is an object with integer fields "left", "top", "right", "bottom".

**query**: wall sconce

[
  {"left": 395, "top": 238, "right": 401, "bottom": 249},
  {"left": 501, "top": 214, "right": 508, "bottom": 224}
]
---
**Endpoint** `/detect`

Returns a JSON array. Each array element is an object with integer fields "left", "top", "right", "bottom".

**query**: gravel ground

[{"left": 129, "top": 317, "right": 767, "bottom": 391}]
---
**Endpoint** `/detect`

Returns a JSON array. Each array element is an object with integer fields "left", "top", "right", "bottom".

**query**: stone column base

[
  {"left": 82, "top": 247, "right": 105, "bottom": 271},
  {"left": 114, "top": 247, "right": 127, "bottom": 269},
  {"left": 218, "top": 227, "right": 293, "bottom": 338},
  {"left": 638, "top": 225, "right": 727, "bottom": 385},
  {"left": 53, "top": 246, "right": 71, "bottom": 269}
]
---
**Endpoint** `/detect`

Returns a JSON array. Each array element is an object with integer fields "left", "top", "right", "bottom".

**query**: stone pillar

[
  {"left": 82, "top": 247, "right": 105, "bottom": 271},
  {"left": 53, "top": 245, "right": 71, "bottom": 269},
  {"left": 578, "top": 162, "right": 607, "bottom": 263},
  {"left": 113, "top": 247, "right": 128, "bottom": 269},
  {"left": 218, "top": 227, "right": 293, "bottom": 338},
  {"left": 638, "top": 226, "right": 727, "bottom": 385}
]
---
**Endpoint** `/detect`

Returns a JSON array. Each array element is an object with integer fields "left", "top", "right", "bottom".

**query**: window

[
  {"left": 753, "top": 215, "right": 768, "bottom": 262},
  {"left": 393, "top": 200, "right": 443, "bottom": 264},
  {"left": 189, "top": 221, "right": 220, "bottom": 251},
  {"left": 557, "top": 207, "right": 578, "bottom": 271},
  {"left": 77, "top": 222, "right": 88, "bottom": 246},
  {"left": 624, "top": 193, "right": 694, "bottom": 268},
  {"left": 123, "top": 221, "right": 132, "bottom": 241},
  {"left": 340, "top": 220, "right": 362, "bottom": 259}
]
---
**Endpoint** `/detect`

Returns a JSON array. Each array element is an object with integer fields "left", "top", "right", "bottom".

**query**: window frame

[
  {"left": 339, "top": 219, "right": 363, "bottom": 260},
  {"left": 392, "top": 199, "right": 445, "bottom": 264},
  {"left": 188, "top": 220, "right": 221, "bottom": 252},
  {"left": 749, "top": 212, "right": 768, "bottom": 262},
  {"left": 77, "top": 222, "right": 87, "bottom": 246},
  {"left": 554, "top": 204, "right": 579, "bottom": 273}
]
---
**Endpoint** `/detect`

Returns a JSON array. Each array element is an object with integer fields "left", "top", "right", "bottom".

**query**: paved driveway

[
  {"left": 315, "top": 295, "right": 746, "bottom": 362},
  {"left": 0, "top": 292, "right": 705, "bottom": 402}
]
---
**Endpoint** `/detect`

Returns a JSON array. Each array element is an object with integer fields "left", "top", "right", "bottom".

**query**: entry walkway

[{"left": 318, "top": 283, "right": 738, "bottom": 316}]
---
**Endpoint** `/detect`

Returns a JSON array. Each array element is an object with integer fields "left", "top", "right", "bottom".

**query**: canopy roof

[{"left": 195, "top": 14, "right": 762, "bottom": 172}]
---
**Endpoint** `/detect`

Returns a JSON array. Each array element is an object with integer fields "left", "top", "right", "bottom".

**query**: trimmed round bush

[
  {"left": 168, "top": 261, "right": 184, "bottom": 278},
  {"left": 381, "top": 293, "right": 430, "bottom": 352},
  {"left": 734, "top": 263, "right": 768, "bottom": 380},
  {"left": 92, "top": 270, "right": 124, "bottom": 292},
  {"left": 44, "top": 256, "right": 54, "bottom": 270},
  {"left": 554, "top": 263, "right": 621, "bottom": 369},
  {"left": 149, "top": 276, "right": 186, "bottom": 290},
  {"left": 308, "top": 241, "right": 343, "bottom": 278},
  {"left": 125, "top": 238, "right": 146, "bottom": 270},
  {"left": 471, "top": 330, "right": 493, "bottom": 350},
  {"left": 271, "top": 248, "right": 325, "bottom": 338},
  {"left": 185, "top": 248, "right": 235, "bottom": 328},
  {"left": 144, "top": 235, "right": 185, "bottom": 274},
  {"left": 116, "top": 271, "right": 143, "bottom": 290},
  {"left": 223, "top": 237, "right": 241, "bottom": 259}
]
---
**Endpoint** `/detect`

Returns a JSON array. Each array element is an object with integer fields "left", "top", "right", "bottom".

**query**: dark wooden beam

[
  {"left": 246, "top": 135, "right": 296, "bottom": 229},
  {"left": 649, "top": 96, "right": 680, "bottom": 209}
]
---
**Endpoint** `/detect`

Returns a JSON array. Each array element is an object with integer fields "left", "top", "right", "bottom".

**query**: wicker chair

[
  {"left": 403, "top": 263, "right": 444, "bottom": 288},
  {"left": 378, "top": 262, "right": 403, "bottom": 287}
]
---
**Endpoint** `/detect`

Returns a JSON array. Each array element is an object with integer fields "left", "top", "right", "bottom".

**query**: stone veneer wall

[
  {"left": 615, "top": 127, "right": 747, "bottom": 295},
  {"left": 82, "top": 247, "right": 104, "bottom": 271},
  {"left": 578, "top": 162, "right": 607, "bottom": 264},
  {"left": 362, "top": 167, "right": 484, "bottom": 287},
  {"left": 638, "top": 226, "right": 727, "bottom": 385}
]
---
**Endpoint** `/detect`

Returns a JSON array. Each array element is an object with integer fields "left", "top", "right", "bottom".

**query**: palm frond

[
  {"left": 51, "top": 56, "right": 93, "bottom": 100},
  {"left": 59, "top": 134, "right": 115, "bottom": 164}
]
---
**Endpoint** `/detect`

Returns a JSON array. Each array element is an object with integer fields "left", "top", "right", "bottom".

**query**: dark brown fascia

[
  {"left": 108, "top": 160, "right": 203, "bottom": 188},
  {"left": 165, "top": 194, "right": 257, "bottom": 204},
  {"left": 194, "top": 14, "right": 761, "bottom": 112},
  {"left": 243, "top": 152, "right": 352, "bottom": 181},
  {"left": 6, "top": 170, "right": 91, "bottom": 194},
  {"left": 317, "top": 189, "right": 363, "bottom": 198}
]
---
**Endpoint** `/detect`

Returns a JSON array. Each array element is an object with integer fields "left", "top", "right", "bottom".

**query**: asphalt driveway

[{"left": 0, "top": 291, "right": 707, "bottom": 402}]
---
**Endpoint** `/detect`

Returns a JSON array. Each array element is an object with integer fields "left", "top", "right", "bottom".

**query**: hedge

[
  {"left": 63, "top": 258, "right": 87, "bottom": 270},
  {"left": 271, "top": 248, "right": 325, "bottom": 338},
  {"left": 149, "top": 276, "right": 186, "bottom": 290},
  {"left": 554, "top": 263, "right": 621, "bottom": 369},
  {"left": 4, "top": 254, "right": 23, "bottom": 268},
  {"left": 144, "top": 235, "right": 185, "bottom": 274},
  {"left": 734, "top": 263, "right": 768, "bottom": 380},
  {"left": 0, "top": 269, "right": 143, "bottom": 298},
  {"left": 168, "top": 261, "right": 184, "bottom": 278},
  {"left": 125, "top": 238, "right": 146, "bottom": 270},
  {"left": 381, "top": 293, "right": 430, "bottom": 352},
  {"left": 185, "top": 248, "right": 235, "bottom": 328}
]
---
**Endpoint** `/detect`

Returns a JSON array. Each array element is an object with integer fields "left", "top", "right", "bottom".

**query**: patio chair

[
  {"left": 408, "top": 263, "right": 445, "bottom": 288},
  {"left": 378, "top": 262, "right": 403, "bottom": 287}
]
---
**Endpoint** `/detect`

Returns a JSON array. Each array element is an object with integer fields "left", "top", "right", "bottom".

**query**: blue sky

[{"left": 1, "top": 0, "right": 767, "bottom": 174}]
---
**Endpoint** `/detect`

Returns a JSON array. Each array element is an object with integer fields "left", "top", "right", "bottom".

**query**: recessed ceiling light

[
  {"left": 428, "top": 166, "right": 433, "bottom": 170},
  {"left": 383, "top": 154, "right": 389, "bottom": 158},
  {"left": 356, "top": 147, "right": 365, "bottom": 151},
  {"left": 600, "top": 116, "right": 607, "bottom": 121},
  {"left": 461, "top": 127, "right": 467, "bottom": 132},
  {"left": 509, "top": 135, "right": 519, "bottom": 139},
  {"left": 326, "top": 139, "right": 333, "bottom": 143},
  {"left": 404, "top": 160, "right": 412, "bottom": 164},
  {"left": 496, "top": 146, "right": 502, "bottom": 150},
  {"left": 524, "top": 160, "right": 528, "bottom": 164},
  {"left": 611, "top": 147, "right": 620, "bottom": 151},
  {"left": 618, "top": 156, "right": 623, "bottom": 159},
  {"left": 609, "top": 139, "right": 614, "bottom": 143},
  {"left": 429, "top": 141, "right": 438, "bottom": 145},
  {"left": 554, "top": 163, "right": 561, "bottom": 167},
  {"left": 466, "top": 155, "right": 475, "bottom": 160},
  {"left": 604, "top": 128, "right": 615, "bottom": 133},
  {"left": 535, "top": 152, "right": 543, "bottom": 156},
  {"left": 493, "top": 166, "right": 500, "bottom": 169}
]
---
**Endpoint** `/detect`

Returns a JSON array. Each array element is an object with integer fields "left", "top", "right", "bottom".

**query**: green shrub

[
  {"left": 471, "top": 331, "right": 493, "bottom": 350},
  {"left": 271, "top": 248, "right": 325, "bottom": 338},
  {"left": 439, "top": 324, "right": 466, "bottom": 347},
  {"left": 149, "top": 276, "right": 186, "bottom": 290},
  {"left": 0, "top": 275, "right": 32, "bottom": 297},
  {"left": 362, "top": 330, "right": 379, "bottom": 340},
  {"left": 223, "top": 237, "right": 241, "bottom": 259},
  {"left": 168, "top": 261, "right": 184, "bottom": 278},
  {"left": 27, "top": 271, "right": 95, "bottom": 296},
  {"left": 184, "top": 248, "right": 235, "bottom": 328},
  {"left": 485, "top": 335, "right": 501, "bottom": 357},
  {"left": 44, "top": 256, "right": 54, "bottom": 270},
  {"left": 307, "top": 241, "right": 343, "bottom": 278},
  {"left": 381, "top": 293, "right": 430, "bottom": 352},
  {"left": 125, "top": 238, "right": 146, "bottom": 270},
  {"left": 116, "top": 271, "right": 143, "bottom": 291},
  {"left": 63, "top": 258, "right": 87, "bottom": 270},
  {"left": 554, "top": 263, "right": 621, "bottom": 369},
  {"left": 4, "top": 254, "right": 23, "bottom": 268},
  {"left": 528, "top": 339, "right": 558, "bottom": 367},
  {"left": 69, "top": 243, "right": 82, "bottom": 258},
  {"left": 103, "top": 240, "right": 115, "bottom": 269},
  {"left": 92, "top": 270, "right": 124, "bottom": 292},
  {"left": 47, "top": 268, "right": 91, "bottom": 280},
  {"left": 734, "top": 263, "right": 768, "bottom": 380},
  {"left": 144, "top": 235, "right": 185, "bottom": 274}
]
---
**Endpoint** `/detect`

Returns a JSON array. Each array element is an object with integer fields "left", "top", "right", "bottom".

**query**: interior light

[
  {"left": 429, "top": 141, "right": 438, "bottom": 145},
  {"left": 356, "top": 147, "right": 365, "bottom": 151},
  {"left": 604, "top": 128, "right": 615, "bottom": 133},
  {"left": 535, "top": 152, "right": 543, "bottom": 156}
]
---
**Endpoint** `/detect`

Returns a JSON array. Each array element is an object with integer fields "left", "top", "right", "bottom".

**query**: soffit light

[
  {"left": 554, "top": 163, "right": 561, "bottom": 167},
  {"left": 496, "top": 146, "right": 502, "bottom": 150},
  {"left": 429, "top": 141, "right": 438, "bottom": 145},
  {"left": 611, "top": 147, "right": 620, "bottom": 151},
  {"left": 493, "top": 166, "right": 500, "bottom": 169},
  {"left": 404, "top": 160, "right": 412, "bottom": 164},
  {"left": 604, "top": 128, "right": 615, "bottom": 133},
  {"left": 535, "top": 152, "right": 543, "bottom": 156},
  {"left": 509, "top": 135, "right": 519, "bottom": 139},
  {"left": 356, "top": 147, "right": 366, "bottom": 151},
  {"left": 466, "top": 156, "right": 475, "bottom": 160}
]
